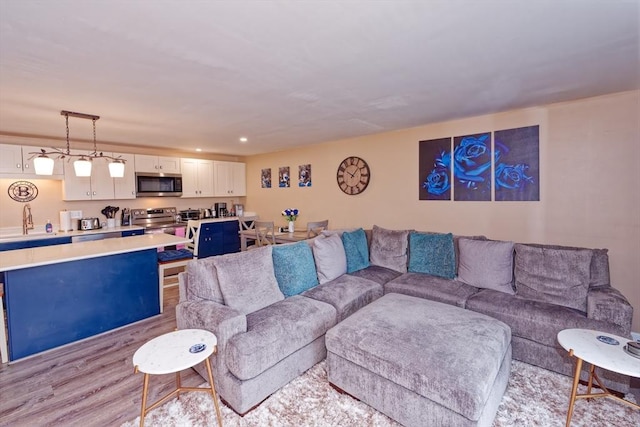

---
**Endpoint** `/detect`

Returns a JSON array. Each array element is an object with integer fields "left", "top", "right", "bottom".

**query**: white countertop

[
  {"left": 0, "top": 225, "right": 145, "bottom": 244},
  {"left": 0, "top": 233, "right": 191, "bottom": 272}
]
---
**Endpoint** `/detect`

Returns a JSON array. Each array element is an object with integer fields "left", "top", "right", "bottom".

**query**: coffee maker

[{"left": 214, "top": 202, "right": 228, "bottom": 218}]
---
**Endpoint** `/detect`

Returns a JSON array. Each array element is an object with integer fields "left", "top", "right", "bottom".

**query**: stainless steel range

[{"left": 131, "top": 207, "right": 181, "bottom": 234}]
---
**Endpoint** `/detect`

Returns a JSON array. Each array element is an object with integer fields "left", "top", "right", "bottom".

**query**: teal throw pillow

[
  {"left": 408, "top": 232, "right": 456, "bottom": 279},
  {"left": 341, "top": 228, "right": 370, "bottom": 273},
  {"left": 272, "top": 241, "right": 319, "bottom": 297}
]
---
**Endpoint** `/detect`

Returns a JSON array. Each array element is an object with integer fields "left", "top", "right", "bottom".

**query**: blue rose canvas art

[
  {"left": 453, "top": 132, "right": 492, "bottom": 201},
  {"left": 419, "top": 137, "right": 452, "bottom": 200},
  {"left": 494, "top": 125, "right": 539, "bottom": 201}
]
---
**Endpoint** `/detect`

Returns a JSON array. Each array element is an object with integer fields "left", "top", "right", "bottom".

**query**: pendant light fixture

[{"left": 30, "top": 110, "right": 126, "bottom": 178}]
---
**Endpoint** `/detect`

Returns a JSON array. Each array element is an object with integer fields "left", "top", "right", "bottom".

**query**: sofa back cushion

[
  {"left": 457, "top": 238, "right": 515, "bottom": 294},
  {"left": 185, "top": 257, "right": 224, "bottom": 304},
  {"left": 342, "top": 228, "right": 370, "bottom": 273},
  {"left": 408, "top": 232, "right": 456, "bottom": 279},
  {"left": 514, "top": 243, "right": 592, "bottom": 312},
  {"left": 313, "top": 234, "right": 347, "bottom": 284},
  {"left": 369, "top": 225, "right": 410, "bottom": 273},
  {"left": 272, "top": 241, "right": 319, "bottom": 296},
  {"left": 214, "top": 246, "right": 284, "bottom": 314},
  {"left": 522, "top": 243, "right": 610, "bottom": 288}
]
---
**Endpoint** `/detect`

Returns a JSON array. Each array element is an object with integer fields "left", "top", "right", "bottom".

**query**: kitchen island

[{"left": 1, "top": 233, "right": 190, "bottom": 362}]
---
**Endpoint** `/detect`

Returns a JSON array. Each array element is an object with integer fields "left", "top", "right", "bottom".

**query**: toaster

[{"left": 78, "top": 217, "right": 101, "bottom": 230}]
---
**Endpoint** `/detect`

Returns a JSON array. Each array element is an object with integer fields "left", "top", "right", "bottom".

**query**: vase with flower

[{"left": 282, "top": 208, "right": 299, "bottom": 232}]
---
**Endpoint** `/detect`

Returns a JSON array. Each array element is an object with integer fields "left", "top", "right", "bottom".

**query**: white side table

[
  {"left": 557, "top": 328, "right": 640, "bottom": 426},
  {"left": 133, "top": 329, "right": 223, "bottom": 427}
]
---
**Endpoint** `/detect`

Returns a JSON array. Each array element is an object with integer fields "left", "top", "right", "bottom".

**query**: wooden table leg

[
  {"left": 140, "top": 373, "right": 150, "bottom": 427},
  {"left": 205, "top": 357, "right": 223, "bottom": 426},
  {"left": 566, "top": 351, "right": 583, "bottom": 427}
]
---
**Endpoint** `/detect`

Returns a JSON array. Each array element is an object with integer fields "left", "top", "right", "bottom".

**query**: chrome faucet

[{"left": 22, "top": 203, "right": 34, "bottom": 235}]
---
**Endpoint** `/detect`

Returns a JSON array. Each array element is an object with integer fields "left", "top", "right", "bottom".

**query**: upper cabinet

[
  {"left": 62, "top": 151, "right": 135, "bottom": 201},
  {"left": 181, "top": 158, "right": 214, "bottom": 198},
  {"left": 213, "top": 161, "right": 246, "bottom": 197},
  {"left": 134, "top": 154, "right": 181, "bottom": 174},
  {"left": 113, "top": 153, "right": 136, "bottom": 199},
  {"left": 0, "top": 144, "right": 64, "bottom": 178}
]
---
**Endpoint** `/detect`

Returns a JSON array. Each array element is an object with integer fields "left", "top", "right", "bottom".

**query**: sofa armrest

[
  {"left": 587, "top": 286, "right": 633, "bottom": 334},
  {"left": 176, "top": 300, "right": 247, "bottom": 348}
]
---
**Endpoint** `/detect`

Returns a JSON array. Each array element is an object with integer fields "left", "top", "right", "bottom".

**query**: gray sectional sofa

[{"left": 176, "top": 225, "right": 634, "bottom": 417}]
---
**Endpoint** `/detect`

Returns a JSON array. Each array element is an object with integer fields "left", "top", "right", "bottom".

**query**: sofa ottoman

[{"left": 325, "top": 293, "right": 512, "bottom": 427}]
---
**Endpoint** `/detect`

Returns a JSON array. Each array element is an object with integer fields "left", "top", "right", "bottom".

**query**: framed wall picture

[
  {"left": 453, "top": 132, "right": 492, "bottom": 201},
  {"left": 419, "top": 138, "right": 452, "bottom": 200},
  {"left": 298, "top": 164, "right": 311, "bottom": 187},
  {"left": 279, "top": 166, "right": 290, "bottom": 188},
  {"left": 261, "top": 168, "right": 272, "bottom": 188},
  {"left": 494, "top": 125, "right": 539, "bottom": 201}
]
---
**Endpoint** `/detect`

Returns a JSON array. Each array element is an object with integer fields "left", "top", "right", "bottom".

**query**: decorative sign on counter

[{"left": 8, "top": 181, "right": 38, "bottom": 202}]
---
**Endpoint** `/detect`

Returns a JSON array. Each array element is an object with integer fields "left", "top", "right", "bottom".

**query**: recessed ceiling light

[
  {"left": 239, "top": 137, "right": 248, "bottom": 143},
  {"left": 195, "top": 148, "right": 202, "bottom": 152}
]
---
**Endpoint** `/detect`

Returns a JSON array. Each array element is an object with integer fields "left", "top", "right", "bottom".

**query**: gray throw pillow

[
  {"left": 457, "top": 238, "right": 515, "bottom": 294},
  {"left": 214, "top": 246, "right": 284, "bottom": 314},
  {"left": 514, "top": 244, "right": 592, "bottom": 312},
  {"left": 369, "top": 225, "right": 409, "bottom": 273},
  {"left": 313, "top": 234, "right": 347, "bottom": 284},
  {"left": 185, "top": 257, "right": 224, "bottom": 304}
]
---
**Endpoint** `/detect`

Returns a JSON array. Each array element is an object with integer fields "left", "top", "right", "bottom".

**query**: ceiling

[{"left": 0, "top": 1, "right": 638, "bottom": 156}]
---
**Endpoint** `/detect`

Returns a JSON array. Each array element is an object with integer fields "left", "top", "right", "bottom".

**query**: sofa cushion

[
  {"left": 457, "top": 238, "right": 515, "bottom": 294},
  {"left": 214, "top": 246, "right": 284, "bottom": 315},
  {"left": 523, "top": 243, "right": 610, "bottom": 288},
  {"left": 342, "top": 228, "right": 370, "bottom": 273},
  {"left": 369, "top": 225, "right": 410, "bottom": 273},
  {"left": 385, "top": 273, "right": 479, "bottom": 308},
  {"left": 466, "top": 289, "right": 629, "bottom": 347},
  {"left": 185, "top": 257, "right": 224, "bottom": 304},
  {"left": 226, "top": 295, "right": 336, "bottom": 380},
  {"left": 348, "top": 265, "right": 402, "bottom": 285},
  {"left": 312, "top": 234, "right": 347, "bottom": 284},
  {"left": 514, "top": 244, "right": 591, "bottom": 312},
  {"left": 408, "top": 232, "right": 456, "bottom": 279},
  {"left": 272, "top": 241, "right": 319, "bottom": 296},
  {"left": 302, "top": 274, "right": 383, "bottom": 322}
]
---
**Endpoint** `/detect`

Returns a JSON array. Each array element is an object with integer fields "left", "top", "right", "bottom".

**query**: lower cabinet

[
  {"left": 197, "top": 220, "right": 240, "bottom": 259},
  {"left": 0, "top": 236, "right": 72, "bottom": 252}
]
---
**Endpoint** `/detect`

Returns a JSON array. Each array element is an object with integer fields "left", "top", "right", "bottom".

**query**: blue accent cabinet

[
  {"left": 195, "top": 220, "right": 240, "bottom": 259},
  {"left": 122, "top": 229, "right": 145, "bottom": 237},
  {"left": 4, "top": 248, "right": 160, "bottom": 361},
  {"left": 0, "top": 236, "right": 72, "bottom": 252}
]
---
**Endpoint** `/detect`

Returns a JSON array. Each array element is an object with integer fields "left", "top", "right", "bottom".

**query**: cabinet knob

[
  {"left": 16, "top": 163, "right": 21, "bottom": 168},
  {"left": 159, "top": 165, "right": 163, "bottom": 169},
  {"left": 24, "top": 163, "right": 29, "bottom": 169},
  {"left": 93, "top": 191, "right": 97, "bottom": 196},
  {"left": 86, "top": 191, "right": 90, "bottom": 196}
]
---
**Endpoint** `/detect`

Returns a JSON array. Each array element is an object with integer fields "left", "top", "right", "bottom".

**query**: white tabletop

[
  {"left": 557, "top": 329, "right": 640, "bottom": 378},
  {"left": 0, "top": 233, "right": 190, "bottom": 271},
  {"left": 133, "top": 329, "right": 217, "bottom": 375}
]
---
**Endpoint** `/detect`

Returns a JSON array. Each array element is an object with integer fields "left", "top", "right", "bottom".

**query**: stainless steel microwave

[{"left": 135, "top": 173, "right": 183, "bottom": 197}]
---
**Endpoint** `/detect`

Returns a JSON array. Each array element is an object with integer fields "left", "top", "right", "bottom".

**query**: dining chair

[
  {"left": 254, "top": 221, "right": 276, "bottom": 247},
  {"left": 239, "top": 217, "right": 257, "bottom": 249},
  {"left": 306, "top": 220, "right": 329, "bottom": 238}
]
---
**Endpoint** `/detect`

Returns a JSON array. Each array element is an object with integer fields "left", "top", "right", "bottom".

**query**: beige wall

[{"left": 245, "top": 91, "right": 640, "bottom": 332}]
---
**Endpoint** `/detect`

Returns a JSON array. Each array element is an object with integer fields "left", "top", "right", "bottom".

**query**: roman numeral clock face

[{"left": 336, "top": 156, "right": 371, "bottom": 195}]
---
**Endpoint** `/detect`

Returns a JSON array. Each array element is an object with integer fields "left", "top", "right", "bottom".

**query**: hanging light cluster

[{"left": 30, "top": 110, "right": 125, "bottom": 178}]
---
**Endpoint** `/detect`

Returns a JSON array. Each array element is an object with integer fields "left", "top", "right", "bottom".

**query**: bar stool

[
  {"left": 133, "top": 329, "right": 223, "bottom": 427},
  {"left": 157, "top": 249, "right": 194, "bottom": 313}
]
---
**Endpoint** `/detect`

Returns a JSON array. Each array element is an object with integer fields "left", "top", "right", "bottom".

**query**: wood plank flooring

[{"left": 0, "top": 286, "right": 203, "bottom": 427}]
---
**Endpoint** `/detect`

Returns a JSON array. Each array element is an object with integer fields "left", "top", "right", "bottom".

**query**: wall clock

[{"left": 336, "top": 156, "right": 370, "bottom": 195}]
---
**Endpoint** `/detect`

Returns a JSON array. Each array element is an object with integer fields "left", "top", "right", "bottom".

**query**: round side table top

[
  {"left": 557, "top": 328, "right": 640, "bottom": 378},
  {"left": 133, "top": 329, "right": 217, "bottom": 375}
]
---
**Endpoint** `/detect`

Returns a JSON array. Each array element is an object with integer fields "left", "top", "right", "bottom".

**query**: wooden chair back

[
  {"left": 254, "top": 221, "right": 276, "bottom": 246},
  {"left": 306, "top": 220, "right": 329, "bottom": 238}
]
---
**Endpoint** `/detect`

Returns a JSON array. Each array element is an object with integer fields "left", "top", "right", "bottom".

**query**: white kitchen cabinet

[
  {"left": 0, "top": 144, "right": 64, "bottom": 177},
  {"left": 62, "top": 150, "right": 115, "bottom": 201},
  {"left": 181, "top": 158, "right": 214, "bottom": 198},
  {"left": 134, "top": 154, "right": 181, "bottom": 174},
  {"left": 213, "top": 161, "right": 246, "bottom": 197},
  {"left": 113, "top": 152, "right": 136, "bottom": 199}
]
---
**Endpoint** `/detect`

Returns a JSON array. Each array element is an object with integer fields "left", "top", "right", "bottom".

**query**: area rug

[{"left": 122, "top": 360, "right": 640, "bottom": 427}]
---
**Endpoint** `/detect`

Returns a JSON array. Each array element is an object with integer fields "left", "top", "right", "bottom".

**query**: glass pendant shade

[
  {"left": 33, "top": 155, "right": 55, "bottom": 175},
  {"left": 74, "top": 157, "right": 92, "bottom": 177},
  {"left": 108, "top": 160, "right": 125, "bottom": 178}
]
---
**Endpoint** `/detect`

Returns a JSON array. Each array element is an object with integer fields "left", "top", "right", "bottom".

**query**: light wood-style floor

[{"left": 0, "top": 286, "right": 203, "bottom": 427}]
